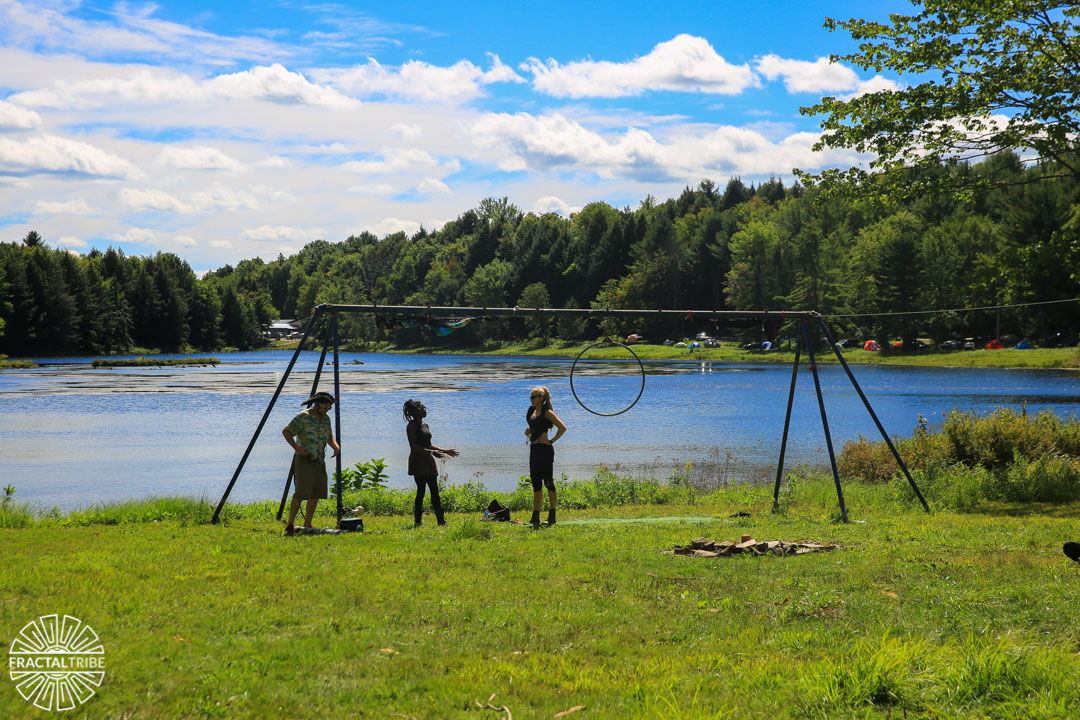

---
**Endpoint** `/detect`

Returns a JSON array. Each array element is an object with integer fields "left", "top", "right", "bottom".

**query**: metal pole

[
  {"left": 332, "top": 313, "right": 343, "bottom": 526},
  {"left": 276, "top": 320, "right": 333, "bottom": 520},
  {"left": 212, "top": 308, "right": 323, "bottom": 523},
  {"left": 817, "top": 319, "right": 930, "bottom": 512},
  {"left": 802, "top": 320, "right": 848, "bottom": 523},
  {"left": 772, "top": 332, "right": 802, "bottom": 510}
]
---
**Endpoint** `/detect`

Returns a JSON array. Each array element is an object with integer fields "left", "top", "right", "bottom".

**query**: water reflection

[{"left": 3, "top": 351, "right": 1078, "bottom": 510}]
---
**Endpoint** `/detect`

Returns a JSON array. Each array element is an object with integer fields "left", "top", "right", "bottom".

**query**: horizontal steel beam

[{"left": 315, "top": 304, "right": 817, "bottom": 320}]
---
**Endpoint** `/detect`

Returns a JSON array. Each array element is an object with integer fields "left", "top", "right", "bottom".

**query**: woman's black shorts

[{"left": 529, "top": 443, "right": 556, "bottom": 492}]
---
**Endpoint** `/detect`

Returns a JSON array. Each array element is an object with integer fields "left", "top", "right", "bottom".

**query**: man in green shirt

[{"left": 282, "top": 391, "right": 340, "bottom": 535}]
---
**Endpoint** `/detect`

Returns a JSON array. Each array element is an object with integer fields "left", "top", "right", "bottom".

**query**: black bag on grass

[{"left": 482, "top": 499, "right": 511, "bottom": 522}]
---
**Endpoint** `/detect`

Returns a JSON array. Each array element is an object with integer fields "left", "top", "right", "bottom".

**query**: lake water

[{"left": 2, "top": 350, "right": 1078, "bottom": 510}]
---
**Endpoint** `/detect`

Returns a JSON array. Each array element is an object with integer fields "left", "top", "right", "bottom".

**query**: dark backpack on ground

[{"left": 483, "top": 499, "right": 511, "bottom": 522}]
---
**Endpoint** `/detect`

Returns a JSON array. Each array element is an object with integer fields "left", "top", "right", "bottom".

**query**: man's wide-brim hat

[{"left": 302, "top": 391, "right": 336, "bottom": 406}]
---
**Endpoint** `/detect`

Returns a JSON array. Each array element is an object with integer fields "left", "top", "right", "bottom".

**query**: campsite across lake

[{"left": 2, "top": 350, "right": 1079, "bottom": 510}]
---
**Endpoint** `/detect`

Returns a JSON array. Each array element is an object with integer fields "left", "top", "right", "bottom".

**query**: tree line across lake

[{"left": 1, "top": 153, "right": 1078, "bottom": 357}]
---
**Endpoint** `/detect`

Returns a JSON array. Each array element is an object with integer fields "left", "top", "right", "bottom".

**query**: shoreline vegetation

[
  {"left": 90, "top": 356, "right": 220, "bottom": 368},
  {"left": 2, "top": 409, "right": 1079, "bottom": 716},
  {"left": 3, "top": 341, "right": 1076, "bottom": 371}
]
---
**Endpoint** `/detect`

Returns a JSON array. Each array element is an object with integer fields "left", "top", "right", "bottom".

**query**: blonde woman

[{"left": 525, "top": 386, "right": 567, "bottom": 526}]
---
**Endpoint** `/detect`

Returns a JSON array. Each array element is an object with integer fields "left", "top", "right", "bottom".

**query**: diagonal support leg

[
  {"left": 213, "top": 308, "right": 324, "bottom": 523},
  {"left": 802, "top": 320, "right": 848, "bottom": 523},
  {"left": 817, "top": 318, "right": 930, "bottom": 512},
  {"left": 773, "top": 331, "right": 802, "bottom": 511}
]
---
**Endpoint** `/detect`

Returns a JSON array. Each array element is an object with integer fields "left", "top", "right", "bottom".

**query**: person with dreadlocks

[
  {"left": 525, "top": 385, "right": 567, "bottom": 527},
  {"left": 403, "top": 399, "right": 458, "bottom": 527}
]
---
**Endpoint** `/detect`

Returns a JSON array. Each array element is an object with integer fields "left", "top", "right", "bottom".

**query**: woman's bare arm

[{"left": 544, "top": 410, "right": 567, "bottom": 444}]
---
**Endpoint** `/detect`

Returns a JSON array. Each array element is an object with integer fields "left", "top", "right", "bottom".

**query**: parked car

[
  {"left": 939, "top": 339, "right": 962, "bottom": 351},
  {"left": 740, "top": 341, "right": 763, "bottom": 351},
  {"left": 1041, "top": 332, "right": 1079, "bottom": 348},
  {"left": 833, "top": 338, "right": 858, "bottom": 349},
  {"left": 694, "top": 332, "right": 719, "bottom": 348}
]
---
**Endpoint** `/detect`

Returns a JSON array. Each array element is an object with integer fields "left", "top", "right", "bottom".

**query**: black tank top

[
  {"left": 527, "top": 406, "right": 553, "bottom": 443},
  {"left": 410, "top": 421, "right": 432, "bottom": 448}
]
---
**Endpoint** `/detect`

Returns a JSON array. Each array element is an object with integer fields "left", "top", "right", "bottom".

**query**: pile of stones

[{"left": 668, "top": 535, "right": 842, "bottom": 557}]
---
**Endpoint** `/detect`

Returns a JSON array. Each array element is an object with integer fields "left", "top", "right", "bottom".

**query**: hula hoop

[{"left": 569, "top": 339, "right": 646, "bottom": 416}]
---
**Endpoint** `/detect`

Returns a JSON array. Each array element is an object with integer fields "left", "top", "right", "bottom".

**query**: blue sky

[{"left": 0, "top": 0, "right": 910, "bottom": 270}]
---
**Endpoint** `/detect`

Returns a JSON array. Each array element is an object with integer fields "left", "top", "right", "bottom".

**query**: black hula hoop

[{"left": 569, "top": 339, "right": 646, "bottom": 416}]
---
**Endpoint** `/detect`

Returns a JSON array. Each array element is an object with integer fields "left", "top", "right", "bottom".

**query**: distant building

[{"left": 266, "top": 319, "right": 303, "bottom": 339}]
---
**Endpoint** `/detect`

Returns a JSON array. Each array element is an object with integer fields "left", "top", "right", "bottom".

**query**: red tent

[
  {"left": 986, "top": 339, "right": 1004, "bottom": 350},
  {"left": 863, "top": 340, "right": 879, "bottom": 351}
]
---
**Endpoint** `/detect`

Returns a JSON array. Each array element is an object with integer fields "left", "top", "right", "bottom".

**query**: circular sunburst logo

[{"left": 8, "top": 614, "right": 105, "bottom": 711}]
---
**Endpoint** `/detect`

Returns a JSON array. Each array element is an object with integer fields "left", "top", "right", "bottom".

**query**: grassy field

[{"left": 3, "top": 477, "right": 1079, "bottom": 719}]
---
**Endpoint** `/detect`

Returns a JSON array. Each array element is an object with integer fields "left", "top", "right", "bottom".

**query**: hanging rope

[{"left": 569, "top": 338, "right": 646, "bottom": 417}]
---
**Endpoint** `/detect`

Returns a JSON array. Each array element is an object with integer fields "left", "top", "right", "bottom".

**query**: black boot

[
  {"left": 529, "top": 510, "right": 540, "bottom": 527},
  {"left": 544, "top": 508, "right": 556, "bottom": 526}
]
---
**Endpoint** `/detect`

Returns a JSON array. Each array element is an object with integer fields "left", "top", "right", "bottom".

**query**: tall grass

[
  {"left": 0, "top": 469, "right": 699, "bottom": 528},
  {"left": 840, "top": 408, "right": 1080, "bottom": 508}
]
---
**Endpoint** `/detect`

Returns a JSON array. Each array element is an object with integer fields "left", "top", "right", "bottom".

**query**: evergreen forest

[{"left": 1, "top": 153, "right": 1078, "bottom": 356}]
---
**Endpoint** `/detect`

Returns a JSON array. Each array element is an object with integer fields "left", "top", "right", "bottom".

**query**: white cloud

[
  {"left": 278, "top": 245, "right": 295, "bottom": 256},
  {"left": 340, "top": 147, "right": 439, "bottom": 174},
  {"left": 840, "top": 75, "right": 901, "bottom": 100},
  {"left": 472, "top": 111, "right": 864, "bottom": 180},
  {"left": 368, "top": 217, "right": 420, "bottom": 237},
  {"left": 242, "top": 225, "right": 324, "bottom": 242},
  {"left": 0, "top": 0, "right": 288, "bottom": 67},
  {"left": 12, "top": 69, "right": 204, "bottom": 109},
  {"left": 33, "top": 199, "right": 93, "bottom": 215},
  {"left": 0, "top": 134, "right": 140, "bottom": 178},
  {"left": 111, "top": 227, "right": 158, "bottom": 244},
  {"left": 256, "top": 155, "right": 293, "bottom": 168},
  {"left": 206, "top": 64, "right": 359, "bottom": 109},
  {"left": 755, "top": 55, "right": 858, "bottom": 94},
  {"left": 12, "top": 64, "right": 359, "bottom": 111},
  {"left": 173, "top": 235, "right": 197, "bottom": 247},
  {"left": 0, "top": 99, "right": 41, "bottom": 131},
  {"left": 755, "top": 55, "right": 900, "bottom": 98},
  {"left": 416, "top": 177, "right": 450, "bottom": 194},
  {"left": 121, "top": 184, "right": 291, "bottom": 213},
  {"left": 392, "top": 122, "right": 422, "bottom": 140},
  {"left": 348, "top": 183, "right": 395, "bottom": 195},
  {"left": 209, "top": 239, "right": 232, "bottom": 248},
  {"left": 533, "top": 196, "right": 577, "bottom": 215},
  {"left": 312, "top": 54, "right": 524, "bottom": 103},
  {"left": 56, "top": 235, "right": 87, "bottom": 248},
  {"left": 157, "top": 146, "right": 243, "bottom": 172},
  {"left": 298, "top": 142, "right": 352, "bottom": 154},
  {"left": 120, "top": 188, "right": 187, "bottom": 212},
  {"left": 522, "top": 34, "right": 756, "bottom": 98}
]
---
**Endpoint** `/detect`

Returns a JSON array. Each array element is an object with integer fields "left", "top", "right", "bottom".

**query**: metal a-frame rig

[{"left": 211, "top": 304, "right": 929, "bottom": 525}]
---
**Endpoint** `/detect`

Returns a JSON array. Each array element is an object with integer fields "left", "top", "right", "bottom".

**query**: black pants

[
  {"left": 413, "top": 475, "right": 444, "bottom": 525},
  {"left": 529, "top": 443, "right": 556, "bottom": 492}
]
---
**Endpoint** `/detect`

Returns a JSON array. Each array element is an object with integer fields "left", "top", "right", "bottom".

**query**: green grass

[
  {"left": 0, "top": 359, "right": 36, "bottom": 368},
  {"left": 90, "top": 356, "right": 220, "bottom": 368},
  {"left": 3, "top": 474, "right": 1080, "bottom": 718}
]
